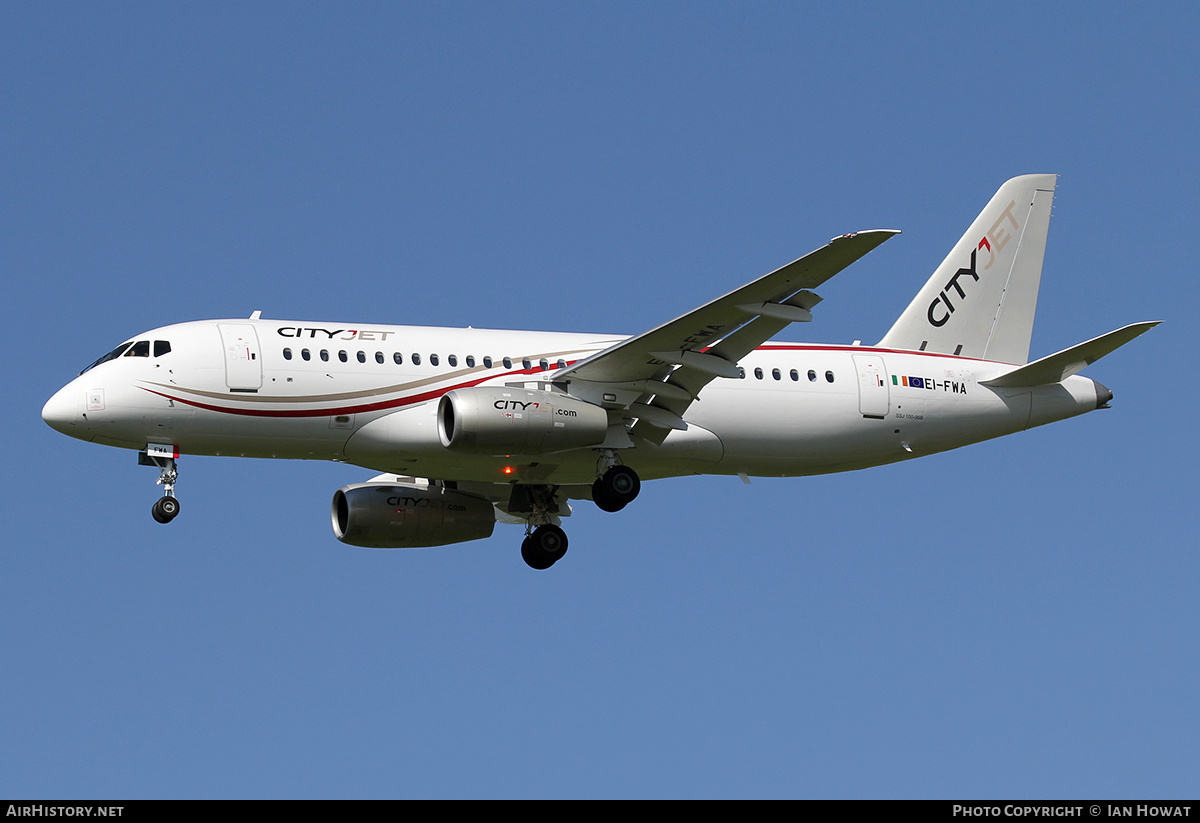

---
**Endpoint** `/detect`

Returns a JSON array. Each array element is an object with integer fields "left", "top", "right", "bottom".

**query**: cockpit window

[
  {"left": 154, "top": 340, "right": 171, "bottom": 357},
  {"left": 80, "top": 342, "right": 133, "bottom": 374},
  {"left": 124, "top": 340, "right": 151, "bottom": 357}
]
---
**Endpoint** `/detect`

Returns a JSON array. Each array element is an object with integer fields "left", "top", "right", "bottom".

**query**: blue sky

[{"left": 3, "top": 3, "right": 1195, "bottom": 798}]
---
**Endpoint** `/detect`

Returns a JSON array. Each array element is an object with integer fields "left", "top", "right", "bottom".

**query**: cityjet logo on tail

[{"left": 927, "top": 200, "right": 1020, "bottom": 328}]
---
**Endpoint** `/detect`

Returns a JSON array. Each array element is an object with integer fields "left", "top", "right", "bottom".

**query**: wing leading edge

[{"left": 556, "top": 230, "right": 899, "bottom": 441}]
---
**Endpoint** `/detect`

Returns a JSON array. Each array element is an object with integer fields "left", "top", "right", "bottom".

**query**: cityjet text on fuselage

[{"left": 277, "top": 326, "right": 395, "bottom": 342}]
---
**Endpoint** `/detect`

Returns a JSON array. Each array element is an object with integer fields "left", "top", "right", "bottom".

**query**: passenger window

[
  {"left": 375, "top": 352, "right": 384, "bottom": 364},
  {"left": 754, "top": 367, "right": 763, "bottom": 380},
  {"left": 503, "top": 357, "right": 513, "bottom": 369},
  {"left": 412, "top": 353, "right": 421, "bottom": 365},
  {"left": 790, "top": 369, "right": 799, "bottom": 381},
  {"left": 522, "top": 358, "right": 531, "bottom": 370},
  {"left": 772, "top": 368, "right": 781, "bottom": 381},
  {"left": 466, "top": 355, "right": 476, "bottom": 367},
  {"left": 808, "top": 370, "right": 817, "bottom": 382},
  {"left": 283, "top": 348, "right": 293, "bottom": 361},
  {"left": 448, "top": 354, "right": 458, "bottom": 367},
  {"left": 153, "top": 341, "right": 171, "bottom": 357},
  {"left": 825, "top": 370, "right": 835, "bottom": 383},
  {"left": 738, "top": 367, "right": 746, "bottom": 379},
  {"left": 357, "top": 351, "right": 366, "bottom": 363},
  {"left": 339, "top": 350, "right": 348, "bottom": 363},
  {"left": 540, "top": 359, "right": 549, "bottom": 371},
  {"left": 483, "top": 356, "right": 493, "bottom": 369},
  {"left": 430, "top": 354, "right": 439, "bottom": 366},
  {"left": 320, "top": 349, "right": 329, "bottom": 362},
  {"left": 125, "top": 340, "right": 150, "bottom": 357},
  {"left": 557, "top": 359, "right": 567, "bottom": 370},
  {"left": 301, "top": 348, "right": 311, "bottom": 361},
  {"left": 393, "top": 352, "right": 403, "bottom": 365}
]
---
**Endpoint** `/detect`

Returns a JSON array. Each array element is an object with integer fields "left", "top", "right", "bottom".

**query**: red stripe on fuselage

[{"left": 140, "top": 370, "right": 528, "bottom": 418}]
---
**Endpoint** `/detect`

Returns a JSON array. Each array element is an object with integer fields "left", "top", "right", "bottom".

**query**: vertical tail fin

[{"left": 877, "top": 174, "right": 1057, "bottom": 365}]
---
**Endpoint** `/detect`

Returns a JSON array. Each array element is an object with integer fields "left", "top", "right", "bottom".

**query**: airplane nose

[{"left": 42, "top": 386, "right": 90, "bottom": 440}]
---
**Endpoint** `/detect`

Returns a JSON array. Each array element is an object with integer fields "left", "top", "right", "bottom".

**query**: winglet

[{"left": 980, "top": 322, "right": 1159, "bottom": 388}]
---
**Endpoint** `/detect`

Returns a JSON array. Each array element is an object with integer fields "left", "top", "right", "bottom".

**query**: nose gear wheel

[{"left": 152, "top": 496, "right": 180, "bottom": 523}]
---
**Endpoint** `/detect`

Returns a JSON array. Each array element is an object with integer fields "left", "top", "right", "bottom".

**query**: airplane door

[
  {"left": 218, "top": 324, "right": 263, "bottom": 391},
  {"left": 852, "top": 354, "right": 889, "bottom": 419}
]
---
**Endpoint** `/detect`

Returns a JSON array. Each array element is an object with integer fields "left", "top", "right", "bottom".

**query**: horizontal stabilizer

[{"left": 980, "top": 322, "right": 1159, "bottom": 388}]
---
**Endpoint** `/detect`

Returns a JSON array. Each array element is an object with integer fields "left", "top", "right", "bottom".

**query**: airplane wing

[{"left": 556, "top": 230, "right": 899, "bottom": 442}]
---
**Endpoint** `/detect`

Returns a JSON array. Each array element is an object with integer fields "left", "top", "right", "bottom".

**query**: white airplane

[{"left": 43, "top": 174, "right": 1156, "bottom": 569}]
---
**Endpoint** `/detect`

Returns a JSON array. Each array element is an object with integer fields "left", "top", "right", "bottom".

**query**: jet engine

[
  {"left": 331, "top": 481, "right": 496, "bottom": 548},
  {"left": 437, "top": 387, "right": 608, "bottom": 455}
]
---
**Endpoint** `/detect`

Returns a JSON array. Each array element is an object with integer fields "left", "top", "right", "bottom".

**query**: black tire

[
  {"left": 518, "top": 535, "right": 549, "bottom": 566},
  {"left": 152, "top": 496, "right": 180, "bottom": 524},
  {"left": 596, "top": 466, "right": 640, "bottom": 511},
  {"left": 521, "top": 536, "right": 552, "bottom": 570},
  {"left": 592, "top": 477, "right": 622, "bottom": 512},
  {"left": 535, "top": 524, "right": 567, "bottom": 557},
  {"left": 521, "top": 525, "right": 568, "bottom": 569}
]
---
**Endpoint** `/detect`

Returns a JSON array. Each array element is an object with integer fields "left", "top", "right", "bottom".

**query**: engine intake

[
  {"left": 332, "top": 481, "right": 496, "bottom": 548},
  {"left": 437, "top": 387, "right": 608, "bottom": 455}
]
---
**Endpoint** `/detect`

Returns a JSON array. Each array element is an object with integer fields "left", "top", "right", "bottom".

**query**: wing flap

[{"left": 629, "top": 314, "right": 792, "bottom": 442}]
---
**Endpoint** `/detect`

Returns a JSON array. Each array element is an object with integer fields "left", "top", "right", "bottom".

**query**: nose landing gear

[{"left": 140, "top": 447, "right": 180, "bottom": 524}]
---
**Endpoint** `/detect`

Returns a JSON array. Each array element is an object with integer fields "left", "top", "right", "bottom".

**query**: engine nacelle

[
  {"left": 437, "top": 387, "right": 609, "bottom": 455},
  {"left": 331, "top": 481, "right": 496, "bottom": 548}
]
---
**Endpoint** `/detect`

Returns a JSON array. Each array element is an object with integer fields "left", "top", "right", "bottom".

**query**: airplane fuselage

[{"left": 43, "top": 317, "right": 1107, "bottom": 487}]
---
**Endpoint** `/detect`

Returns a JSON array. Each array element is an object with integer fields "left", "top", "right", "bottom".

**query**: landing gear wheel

[
  {"left": 521, "top": 536, "right": 552, "bottom": 570},
  {"left": 593, "top": 465, "right": 640, "bottom": 512},
  {"left": 152, "top": 496, "right": 180, "bottom": 524},
  {"left": 592, "top": 479, "right": 618, "bottom": 512},
  {"left": 521, "top": 525, "right": 568, "bottom": 570}
]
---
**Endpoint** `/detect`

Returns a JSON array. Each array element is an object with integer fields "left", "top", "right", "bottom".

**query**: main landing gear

[
  {"left": 516, "top": 463, "right": 642, "bottom": 570},
  {"left": 511, "top": 483, "right": 571, "bottom": 570},
  {"left": 140, "top": 450, "right": 181, "bottom": 524},
  {"left": 521, "top": 524, "right": 568, "bottom": 570},
  {"left": 592, "top": 465, "right": 640, "bottom": 513}
]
